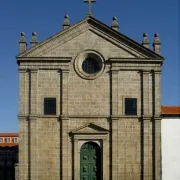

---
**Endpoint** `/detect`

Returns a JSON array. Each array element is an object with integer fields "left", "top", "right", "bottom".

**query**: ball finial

[
  {"left": 155, "top": 33, "right": 159, "bottom": 37},
  {"left": 65, "top": 14, "right": 69, "bottom": 19},
  {"left": 113, "top": 16, "right": 117, "bottom": 21},
  {"left": 143, "top": 33, "right": 148, "bottom": 37},
  {"left": 21, "top": 32, "right": 25, "bottom": 36}
]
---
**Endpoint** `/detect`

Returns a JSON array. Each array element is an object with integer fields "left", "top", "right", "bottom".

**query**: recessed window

[
  {"left": 44, "top": 98, "right": 56, "bottom": 115},
  {"left": 74, "top": 51, "right": 105, "bottom": 80},
  {"left": 14, "top": 138, "right": 18, "bottom": 143},
  {"left": 0, "top": 138, "right": 4, "bottom": 143},
  {"left": 125, "top": 98, "right": 137, "bottom": 115},
  {"left": 82, "top": 58, "right": 102, "bottom": 74},
  {"left": 6, "top": 138, "right": 11, "bottom": 143}
]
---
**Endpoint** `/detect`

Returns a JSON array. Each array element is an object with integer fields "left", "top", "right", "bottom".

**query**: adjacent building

[
  {"left": 161, "top": 106, "right": 180, "bottom": 180},
  {"left": 0, "top": 133, "right": 19, "bottom": 180}
]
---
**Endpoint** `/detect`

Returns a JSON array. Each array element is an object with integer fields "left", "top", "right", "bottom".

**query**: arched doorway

[{"left": 80, "top": 142, "right": 101, "bottom": 180}]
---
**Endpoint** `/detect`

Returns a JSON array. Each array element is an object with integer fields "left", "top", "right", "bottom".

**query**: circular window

[
  {"left": 82, "top": 58, "right": 102, "bottom": 74},
  {"left": 74, "top": 50, "right": 105, "bottom": 80}
]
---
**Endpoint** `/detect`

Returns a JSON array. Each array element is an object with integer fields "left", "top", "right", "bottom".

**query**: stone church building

[{"left": 16, "top": 3, "right": 164, "bottom": 180}]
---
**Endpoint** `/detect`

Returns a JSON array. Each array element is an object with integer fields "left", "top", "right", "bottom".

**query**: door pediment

[{"left": 70, "top": 123, "right": 109, "bottom": 135}]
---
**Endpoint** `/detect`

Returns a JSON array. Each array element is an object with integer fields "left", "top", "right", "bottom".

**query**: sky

[{"left": 0, "top": 0, "right": 179, "bottom": 132}]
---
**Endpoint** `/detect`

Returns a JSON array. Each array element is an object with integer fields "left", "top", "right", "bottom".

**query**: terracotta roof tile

[
  {"left": 161, "top": 106, "right": 180, "bottom": 115},
  {"left": 0, "top": 133, "right": 18, "bottom": 137}
]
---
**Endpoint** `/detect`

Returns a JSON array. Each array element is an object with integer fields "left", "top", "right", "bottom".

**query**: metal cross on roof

[{"left": 84, "top": 0, "right": 96, "bottom": 17}]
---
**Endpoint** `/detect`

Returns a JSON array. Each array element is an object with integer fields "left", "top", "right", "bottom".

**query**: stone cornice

[
  {"left": 18, "top": 114, "right": 38, "bottom": 120},
  {"left": 60, "top": 115, "right": 109, "bottom": 118},
  {"left": 108, "top": 58, "right": 163, "bottom": 64},
  {"left": 17, "top": 57, "right": 72, "bottom": 62},
  {"left": 18, "top": 114, "right": 162, "bottom": 120}
]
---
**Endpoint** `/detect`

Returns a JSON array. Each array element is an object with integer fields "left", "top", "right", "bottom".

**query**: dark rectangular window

[
  {"left": 125, "top": 98, "right": 137, "bottom": 115},
  {"left": 44, "top": 98, "right": 56, "bottom": 115}
]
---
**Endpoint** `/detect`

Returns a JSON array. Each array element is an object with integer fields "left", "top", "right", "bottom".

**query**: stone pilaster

[
  {"left": 143, "top": 71, "right": 150, "bottom": 116},
  {"left": 111, "top": 118, "right": 118, "bottom": 180},
  {"left": 111, "top": 69, "right": 119, "bottom": 116},
  {"left": 18, "top": 116, "right": 28, "bottom": 180},
  {"left": 59, "top": 68, "right": 70, "bottom": 180},
  {"left": 60, "top": 69, "right": 69, "bottom": 116},
  {"left": 60, "top": 117, "right": 70, "bottom": 180},
  {"left": 110, "top": 68, "right": 119, "bottom": 180},
  {"left": 18, "top": 69, "right": 27, "bottom": 115},
  {"left": 18, "top": 69, "right": 27, "bottom": 180},
  {"left": 30, "top": 69, "right": 38, "bottom": 115},
  {"left": 29, "top": 116, "right": 37, "bottom": 180},
  {"left": 154, "top": 71, "right": 161, "bottom": 116},
  {"left": 143, "top": 118, "right": 152, "bottom": 180},
  {"left": 15, "top": 163, "right": 19, "bottom": 180}
]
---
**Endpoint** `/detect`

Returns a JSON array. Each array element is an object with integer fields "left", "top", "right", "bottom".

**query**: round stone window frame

[{"left": 74, "top": 50, "right": 105, "bottom": 80}]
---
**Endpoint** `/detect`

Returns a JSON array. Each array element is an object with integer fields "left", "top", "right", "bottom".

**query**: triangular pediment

[
  {"left": 16, "top": 16, "right": 164, "bottom": 60},
  {"left": 70, "top": 123, "right": 109, "bottom": 134}
]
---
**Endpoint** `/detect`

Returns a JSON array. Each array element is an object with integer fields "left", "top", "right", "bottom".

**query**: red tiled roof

[
  {"left": 0, "top": 133, "right": 18, "bottom": 137},
  {"left": 161, "top": 106, "right": 180, "bottom": 115}
]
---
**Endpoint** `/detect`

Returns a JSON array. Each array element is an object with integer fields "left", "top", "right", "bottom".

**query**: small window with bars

[
  {"left": 125, "top": 98, "right": 137, "bottom": 115},
  {"left": 44, "top": 98, "right": 56, "bottom": 115},
  {"left": 14, "top": 138, "right": 18, "bottom": 143},
  {"left": 0, "top": 138, "right": 4, "bottom": 143},
  {"left": 6, "top": 138, "right": 11, "bottom": 143}
]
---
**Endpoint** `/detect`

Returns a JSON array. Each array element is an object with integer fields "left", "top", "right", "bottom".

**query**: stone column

[
  {"left": 18, "top": 69, "right": 27, "bottom": 115},
  {"left": 103, "top": 137, "right": 109, "bottom": 180},
  {"left": 18, "top": 69, "right": 29, "bottom": 180},
  {"left": 154, "top": 71, "right": 161, "bottom": 116},
  {"left": 28, "top": 116, "right": 37, "bottom": 180},
  {"left": 28, "top": 70, "right": 38, "bottom": 180},
  {"left": 143, "top": 71, "right": 150, "bottom": 116},
  {"left": 111, "top": 69, "right": 119, "bottom": 116},
  {"left": 30, "top": 69, "right": 38, "bottom": 115},
  {"left": 61, "top": 69, "right": 69, "bottom": 116},
  {"left": 61, "top": 117, "right": 70, "bottom": 180},
  {"left": 110, "top": 68, "right": 119, "bottom": 180},
  {"left": 18, "top": 116, "right": 28, "bottom": 180},
  {"left": 151, "top": 71, "right": 162, "bottom": 180},
  {"left": 15, "top": 163, "right": 19, "bottom": 180},
  {"left": 143, "top": 118, "right": 152, "bottom": 180},
  {"left": 74, "top": 139, "right": 79, "bottom": 180},
  {"left": 59, "top": 69, "right": 70, "bottom": 180}
]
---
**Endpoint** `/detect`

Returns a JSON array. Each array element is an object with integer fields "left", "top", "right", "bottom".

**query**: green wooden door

[{"left": 80, "top": 142, "right": 101, "bottom": 180}]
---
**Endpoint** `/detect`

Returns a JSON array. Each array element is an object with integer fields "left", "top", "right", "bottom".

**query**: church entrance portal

[{"left": 80, "top": 142, "right": 101, "bottom": 180}]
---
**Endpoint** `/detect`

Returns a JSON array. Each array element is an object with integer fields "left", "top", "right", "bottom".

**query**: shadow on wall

[{"left": 0, "top": 145, "right": 18, "bottom": 180}]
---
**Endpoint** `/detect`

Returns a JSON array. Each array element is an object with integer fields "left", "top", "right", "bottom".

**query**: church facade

[{"left": 16, "top": 12, "right": 164, "bottom": 180}]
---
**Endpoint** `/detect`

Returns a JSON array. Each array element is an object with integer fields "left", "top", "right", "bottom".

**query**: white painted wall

[{"left": 162, "top": 117, "right": 180, "bottom": 180}]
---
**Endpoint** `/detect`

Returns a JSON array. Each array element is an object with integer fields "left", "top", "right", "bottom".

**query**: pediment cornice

[
  {"left": 69, "top": 123, "right": 109, "bottom": 135},
  {"left": 16, "top": 16, "right": 164, "bottom": 61}
]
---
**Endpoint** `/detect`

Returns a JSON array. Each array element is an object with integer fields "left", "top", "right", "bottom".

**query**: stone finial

[
  {"left": 153, "top": 33, "right": 161, "bottom": 54},
  {"left": 19, "top": 32, "right": 27, "bottom": 53},
  {"left": 142, "top": 33, "right": 150, "bottom": 48},
  {"left": 30, "top": 32, "right": 38, "bottom": 47},
  {"left": 111, "top": 16, "right": 119, "bottom": 31},
  {"left": 63, "top": 14, "right": 70, "bottom": 30}
]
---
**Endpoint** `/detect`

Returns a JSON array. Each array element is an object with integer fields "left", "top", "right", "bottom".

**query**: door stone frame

[
  {"left": 69, "top": 123, "right": 109, "bottom": 180},
  {"left": 73, "top": 135, "right": 108, "bottom": 180}
]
